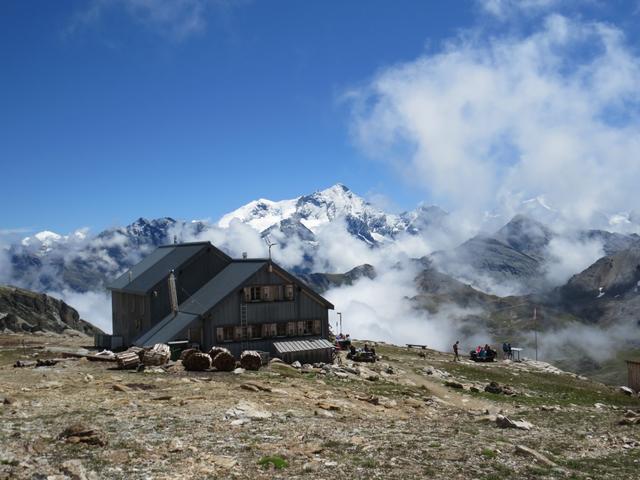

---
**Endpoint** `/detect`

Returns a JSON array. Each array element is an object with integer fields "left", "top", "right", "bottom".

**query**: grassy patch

[
  {"left": 481, "top": 448, "right": 496, "bottom": 459},
  {"left": 257, "top": 455, "right": 288, "bottom": 470},
  {"left": 439, "top": 361, "right": 640, "bottom": 408}
]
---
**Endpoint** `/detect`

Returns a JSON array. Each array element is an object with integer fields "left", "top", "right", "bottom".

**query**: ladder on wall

[{"left": 240, "top": 303, "right": 248, "bottom": 352}]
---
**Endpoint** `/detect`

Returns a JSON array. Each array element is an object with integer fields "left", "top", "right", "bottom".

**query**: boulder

[
  {"left": 445, "top": 381, "right": 464, "bottom": 389},
  {"left": 620, "top": 386, "right": 635, "bottom": 396},
  {"left": 496, "top": 414, "right": 533, "bottom": 431},
  {"left": 485, "top": 382, "right": 503, "bottom": 394}
]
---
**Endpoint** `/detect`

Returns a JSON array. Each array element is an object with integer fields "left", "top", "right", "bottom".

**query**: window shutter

[
  {"left": 285, "top": 284, "right": 294, "bottom": 300},
  {"left": 216, "top": 328, "right": 224, "bottom": 342},
  {"left": 262, "top": 286, "right": 271, "bottom": 301},
  {"left": 243, "top": 288, "right": 251, "bottom": 302},
  {"left": 297, "top": 321, "right": 304, "bottom": 336},
  {"left": 313, "top": 320, "right": 321, "bottom": 335}
]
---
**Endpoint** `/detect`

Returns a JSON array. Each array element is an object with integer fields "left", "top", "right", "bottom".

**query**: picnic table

[{"left": 510, "top": 347, "right": 523, "bottom": 361}]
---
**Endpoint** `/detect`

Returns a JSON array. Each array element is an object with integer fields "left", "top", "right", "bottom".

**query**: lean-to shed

[
  {"left": 273, "top": 338, "right": 334, "bottom": 364},
  {"left": 627, "top": 359, "right": 640, "bottom": 392}
]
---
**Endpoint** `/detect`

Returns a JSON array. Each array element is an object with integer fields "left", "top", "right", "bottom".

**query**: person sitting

[
  {"left": 479, "top": 348, "right": 486, "bottom": 359},
  {"left": 349, "top": 345, "right": 356, "bottom": 356},
  {"left": 364, "top": 344, "right": 370, "bottom": 353}
]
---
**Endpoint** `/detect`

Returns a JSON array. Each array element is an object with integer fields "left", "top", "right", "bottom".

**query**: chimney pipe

[
  {"left": 168, "top": 270, "right": 178, "bottom": 315},
  {"left": 128, "top": 271, "right": 133, "bottom": 283},
  {"left": 242, "top": 252, "right": 247, "bottom": 259}
]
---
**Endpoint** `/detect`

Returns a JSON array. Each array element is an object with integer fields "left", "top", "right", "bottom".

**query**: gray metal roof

[
  {"left": 273, "top": 338, "right": 334, "bottom": 353},
  {"left": 135, "top": 311, "right": 200, "bottom": 347},
  {"left": 107, "top": 243, "right": 210, "bottom": 294},
  {"left": 179, "top": 261, "right": 267, "bottom": 315}
]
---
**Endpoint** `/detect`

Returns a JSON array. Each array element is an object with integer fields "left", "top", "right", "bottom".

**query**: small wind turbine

[{"left": 264, "top": 235, "right": 277, "bottom": 261}]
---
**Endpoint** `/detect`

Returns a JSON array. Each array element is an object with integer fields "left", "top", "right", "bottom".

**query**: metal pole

[
  {"left": 534, "top": 307, "right": 538, "bottom": 361},
  {"left": 337, "top": 312, "right": 342, "bottom": 335}
]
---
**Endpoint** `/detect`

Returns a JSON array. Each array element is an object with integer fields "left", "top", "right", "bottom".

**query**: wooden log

[
  {"left": 240, "top": 350, "right": 262, "bottom": 371},
  {"left": 183, "top": 352, "right": 212, "bottom": 371},
  {"left": 212, "top": 348, "right": 235, "bottom": 372},
  {"left": 180, "top": 348, "right": 199, "bottom": 362},
  {"left": 208, "top": 346, "right": 228, "bottom": 360},
  {"left": 116, "top": 351, "right": 140, "bottom": 370},
  {"left": 141, "top": 344, "right": 170, "bottom": 366}
]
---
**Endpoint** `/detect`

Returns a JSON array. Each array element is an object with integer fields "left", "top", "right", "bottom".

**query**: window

[
  {"left": 223, "top": 326, "right": 234, "bottom": 342},
  {"left": 287, "top": 322, "right": 297, "bottom": 336},
  {"left": 247, "top": 325, "right": 262, "bottom": 340},
  {"left": 313, "top": 320, "right": 322, "bottom": 335},
  {"left": 285, "top": 284, "right": 294, "bottom": 300},
  {"left": 297, "top": 321, "right": 305, "bottom": 336},
  {"left": 263, "top": 323, "right": 277, "bottom": 338},
  {"left": 243, "top": 288, "right": 251, "bottom": 302},
  {"left": 303, "top": 320, "right": 314, "bottom": 335},
  {"left": 277, "top": 322, "right": 287, "bottom": 337},
  {"left": 216, "top": 327, "right": 224, "bottom": 343},
  {"left": 275, "top": 285, "right": 283, "bottom": 301},
  {"left": 234, "top": 326, "right": 244, "bottom": 341},
  {"left": 250, "top": 287, "right": 261, "bottom": 301}
]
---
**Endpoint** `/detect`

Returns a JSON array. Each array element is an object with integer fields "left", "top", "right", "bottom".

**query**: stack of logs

[
  {"left": 115, "top": 344, "right": 170, "bottom": 370},
  {"left": 114, "top": 343, "right": 264, "bottom": 373}
]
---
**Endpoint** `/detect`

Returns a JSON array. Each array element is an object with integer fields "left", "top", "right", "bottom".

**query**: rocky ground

[{"left": 1, "top": 333, "right": 640, "bottom": 479}]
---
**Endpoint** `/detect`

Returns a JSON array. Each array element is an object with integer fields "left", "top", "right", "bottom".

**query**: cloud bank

[{"left": 350, "top": 14, "right": 640, "bottom": 230}]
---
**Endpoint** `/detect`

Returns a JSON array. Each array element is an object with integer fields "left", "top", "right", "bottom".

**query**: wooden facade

[
  {"left": 627, "top": 360, "right": 640, "bottom": 392},
  {"left": 110, "top": 244, "right": 231, "bottom": 346},
  {"left": 199, "top": 264, "right": 330, "bottom": 356},
  {"left": 108, "top": 242, "right": 333, "bottom": 356}
]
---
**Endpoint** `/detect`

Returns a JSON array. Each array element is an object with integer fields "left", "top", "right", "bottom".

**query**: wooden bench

[{"left": 406, "top": 344, "right": 427, "bottom": 350}]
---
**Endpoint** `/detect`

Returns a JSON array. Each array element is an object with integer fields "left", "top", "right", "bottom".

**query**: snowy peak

[
  {"left": 218, "top": 198, "right": 298, "bottom": 231},
  {"left": 216, "top": 183, "right": 404, "bottom": 240}
]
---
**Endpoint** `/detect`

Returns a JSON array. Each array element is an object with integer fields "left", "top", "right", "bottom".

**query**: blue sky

[{"left": 2, "top": 0, "right": 640, "bottom": 235}]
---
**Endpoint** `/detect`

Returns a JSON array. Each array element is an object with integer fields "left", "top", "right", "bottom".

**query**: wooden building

[
  {"left": 105, "top": 242, "right": 334, "bottom": 361},
  {"left": 627, "top": 359, "right": 640, "bottom": 392}
]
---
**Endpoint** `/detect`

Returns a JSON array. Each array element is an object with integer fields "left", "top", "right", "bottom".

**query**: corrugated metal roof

[
  {"left": 178, "top": 261, "right": 266, "bottom": 315},
  {"left": 107, "top": 243, "right": 210, "bottom": 294},
  {"left": 135, "top": 311, "right": 200, "bottom": 347},
  {"left": 273, "top": 338, "right": 334, "bottom": 353}
]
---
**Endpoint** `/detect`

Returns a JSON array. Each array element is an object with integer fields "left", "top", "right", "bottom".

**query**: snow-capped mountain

[
  {"left": 4, "top": 184, "right": 447, "bottom": 293},
  {"left": 5, "top": 183, "right": 640, "bottom": 299},
  {"left": 219, "top": 183, "right": 444, "bottom": 244}
]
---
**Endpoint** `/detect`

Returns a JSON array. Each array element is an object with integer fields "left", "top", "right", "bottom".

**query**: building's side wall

[
  {"left": 202, "top": 265, "right": 330, "bottom": 355},
  {"left": 112, "top": 291, "right": 150, "bottom": 346},
  {"left": 629, "top": 362, "right": 640, "bottom": 392}
]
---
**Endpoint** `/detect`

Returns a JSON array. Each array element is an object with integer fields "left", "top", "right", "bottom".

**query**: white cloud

[
  {"left": 350, "top": 14, "right": 640, "bottom": 231},
  {"left": 478, "top": 0, "right": 561, "bottom": 19},
  {"left": 543, "top": 236, "right": 604, "bottom": 285},
  {"left": 53, "top": 289, "right": 113, "bottom": 334}
]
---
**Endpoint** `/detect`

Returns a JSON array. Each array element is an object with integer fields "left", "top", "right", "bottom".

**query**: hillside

[
  {"left": 1, "top": 335, "right": 639, "bottom": 479},
  {"left": 0, "top": 285, "right": 102, "bottom": 336}
]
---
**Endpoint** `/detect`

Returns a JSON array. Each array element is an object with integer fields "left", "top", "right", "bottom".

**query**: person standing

[{"left": 453, "top": 340, "right": 460, "bottom": 361}]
